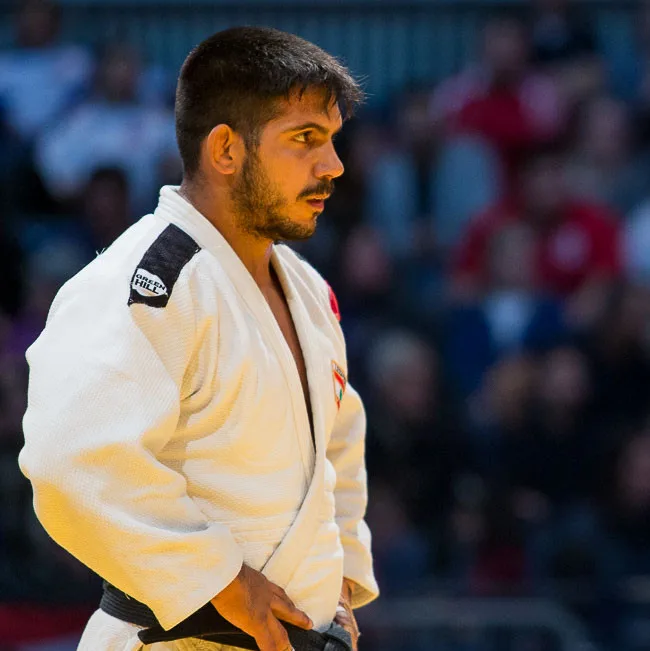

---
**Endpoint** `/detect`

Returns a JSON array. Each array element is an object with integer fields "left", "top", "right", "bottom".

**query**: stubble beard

[{"left": 231, "top": 150, "right": 317, "bottom": 243}]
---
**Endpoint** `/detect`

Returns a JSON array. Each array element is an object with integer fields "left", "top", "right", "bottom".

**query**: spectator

[
  {"left": 446, "top": 222, "right": 567, "bottom": 396},
  {"left": 453, "top": 145, "right": 622, "bottom": 303},
  {"left": 364, "top": 481, "right": 429, "bottom": 598},
  {"left": 355, "top": 482, "right": 430, "bottom": 651},
  {"left": 565, "top": 96, "right": 650, "bottom": 215},
  {"left": 593, "top": 433, "right": 650, "bottom": 651},
  {"left": 624, "top": 197, "right": 650, "bottom": 285},
  {"left": 584, "top": 284, "right": 650, "bottom": 435},
  {"left": 329, "top": 224, "right": 399, "bottom": 375},
  {"left": 502, "top": 347, "right": 597, "bottom": 519},
  {"left": 0, "top": 0, "right": 91, "bottom": 142},
  {"left": 442, "top": 482, "right": 526, "bottom": 598},
  {"left": 365, "top": 86, "right": 438, "bottom": 259},
  {"left": 468, "top": 353, "right": 538, "bottom": 478},
  {"left": 530, "top": 0, "right": 597, "bottom": 67},
  {"left": 76, "top": 167, "right": 132, "bottom": 258},
  {"left": 35, "top": 42, "right": 177, "bottom": 213},
  {"left": 431, "top": 15, "right": 564, "bottom": 185},
  {"left": 1, "top": 231, "right": 87, "bottom": 373},
  {"left": 606, "top": 0, "right": 650, "bottom": 114},
  {"left": 365, "top": 329, "right": 468, "bottom": 533},
  {"left": 530, "top": 0, "right": 604, "bottom": 110},
  {"left": 432, "top": 134, "right": 502, "bottom": 253}
]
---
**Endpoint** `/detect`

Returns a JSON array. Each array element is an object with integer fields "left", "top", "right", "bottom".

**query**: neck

[{"left": 178, "top": 179, "right": 274, "bottom": 288}]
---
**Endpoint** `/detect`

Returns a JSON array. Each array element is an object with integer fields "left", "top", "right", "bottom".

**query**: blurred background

[{"left": 1, "top": 0, "right": 650, "bottom": 649}]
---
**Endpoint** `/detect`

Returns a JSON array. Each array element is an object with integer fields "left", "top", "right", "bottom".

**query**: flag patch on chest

[{"left": 332, "top": 360, "right": 347, "bottom": 410}]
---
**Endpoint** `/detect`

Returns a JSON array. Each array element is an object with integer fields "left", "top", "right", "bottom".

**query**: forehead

[{"left": 265, "top": 87, "right": 343, "bottom": 133}]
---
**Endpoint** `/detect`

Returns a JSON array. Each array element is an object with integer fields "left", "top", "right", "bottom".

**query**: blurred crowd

[{"left": 2, "top": 0, "right": 650, "bottom": 650}]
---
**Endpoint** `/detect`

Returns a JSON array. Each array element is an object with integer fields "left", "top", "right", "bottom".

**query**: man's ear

[{"left": 205, "top": 124, "right": 244, "bottom": 175}]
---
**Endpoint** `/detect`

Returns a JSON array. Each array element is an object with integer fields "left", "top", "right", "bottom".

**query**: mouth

[{"left": 305, "top": 195, "right": 330, "bottom": 211}]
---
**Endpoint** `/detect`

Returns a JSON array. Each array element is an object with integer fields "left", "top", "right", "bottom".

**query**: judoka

[{"left": 19, "top": 26, "right": 378, "bottom": 651}]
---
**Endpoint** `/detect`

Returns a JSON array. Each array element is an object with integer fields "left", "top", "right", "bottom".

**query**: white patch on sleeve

[{"left": 131, "top": 268, "right": 168, "bottom": 297}]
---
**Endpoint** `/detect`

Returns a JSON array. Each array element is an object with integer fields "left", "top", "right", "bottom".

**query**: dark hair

[
  {"left": 517, "top": 140, "right": 568, "bottom": 176},
  {"left": 175, "top": 26, "right": 364, "bottom": 178},
  {"left": 88, "top": 166, "right": 129, "bottom": 191}
]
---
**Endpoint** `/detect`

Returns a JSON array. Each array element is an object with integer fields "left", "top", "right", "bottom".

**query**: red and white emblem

[{"left": 332, "top": 360, "right": 347, "bottom": 410}]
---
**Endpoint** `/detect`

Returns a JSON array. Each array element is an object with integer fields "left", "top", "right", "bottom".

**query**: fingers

[
  {"left": 334, "top": 606, "right": 353, "bottom": 628},
  {"left": 335, "top": 604, "right": 360, "bottom": 651},
  {"left": 258, "top": 614, "right": 292, "bottom": 651},
  {"left": 270, "top": 592, "right": 313, "bottom": 630}
]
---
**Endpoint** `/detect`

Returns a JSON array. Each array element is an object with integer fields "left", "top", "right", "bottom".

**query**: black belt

[{"left": 100, "top": 582, "right": 352, "bottom": 650}]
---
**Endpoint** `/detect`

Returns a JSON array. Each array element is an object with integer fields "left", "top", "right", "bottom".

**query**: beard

[{"left": 231, "top": 149, "right": 318, "bottom": 242}]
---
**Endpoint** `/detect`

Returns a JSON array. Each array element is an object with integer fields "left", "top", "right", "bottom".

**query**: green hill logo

[{"left": 132, "top": 268, "right": 168, "bottom": 298}]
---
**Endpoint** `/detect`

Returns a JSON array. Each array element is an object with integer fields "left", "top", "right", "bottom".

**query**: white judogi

[{"left": 19, "top": 186, "right": 379, "bottom": 650}]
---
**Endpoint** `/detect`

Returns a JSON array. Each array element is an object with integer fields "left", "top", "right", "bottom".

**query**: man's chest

[
  {"left": 177, "top": 257, "right": 349, "bottom": 466},
  {"left": 264, "top": 282, "right": 314, "bottom": 432}
]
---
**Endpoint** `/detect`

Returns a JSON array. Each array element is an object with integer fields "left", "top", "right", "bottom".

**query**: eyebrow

[{"left": 283, "top": 122, "right": 343, "bottom": 137}]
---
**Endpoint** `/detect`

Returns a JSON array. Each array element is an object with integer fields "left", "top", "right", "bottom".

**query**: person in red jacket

[
  {"left": 453, "top": 145, "right": 622, "bottom": 302},
  {"left": 431, "top": 15, "right": 564, "bottom": 186}
]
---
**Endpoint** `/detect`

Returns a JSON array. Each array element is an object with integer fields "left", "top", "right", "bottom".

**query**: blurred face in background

[
  {"left": 16, "top": 0, "right": 59, "bottom": 48},
  {"left": 366, "top": 481, "right": 412, "bottom": 544},
  {"left": 483, "top": 18, "right": 529, "bottom": 84},
  {"left": 82, "top": 169, "right": 131, "bottom": 247},
  {"left": 538, "top": 347, "right": 591, "bottom": 415},
  {"left": 521, "top": 154, "right": 568, "bottom": 223},
  {"left": 341, "top": 226, "right": 393, "bottom": 296},
  {"left": 598, "top": 285, "right": 650, "bottom": 356},
  {"left": 487, "top": 224, "right": 537, "bottom": 291},
  {"left": 98, "top": 45, "right": 141, "bottom": 103},
  {"left": 370, "top": 332, "right": 439, "bottom": 424},
  {"left": 576, "top": 97, "right": 631, "bottom": 166},
  {"left": 395, "top": 90, "right": 437, "bottom": 154},
  {"left": 618, "top": 435, "right": 650, "bottom": 511},
  {"left": 484, "top": 355, "right": 537, "bottom": 427}
]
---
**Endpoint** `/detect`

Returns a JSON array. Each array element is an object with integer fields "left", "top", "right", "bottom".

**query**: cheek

[{"left": 272, "top": 153, "right": 313, "bottom": 198}]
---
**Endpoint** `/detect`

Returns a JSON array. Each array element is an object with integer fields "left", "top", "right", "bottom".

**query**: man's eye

[{"left": 294, "top": 132, "right": 312, "bottom": 144}]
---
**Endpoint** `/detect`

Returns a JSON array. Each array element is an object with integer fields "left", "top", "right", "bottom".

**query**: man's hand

[
  {"left": 334, "top": 578, "right": 360, "bottom": 650},
  {"left": 211, "top": 564, "right": 313, "bottom": 651}
]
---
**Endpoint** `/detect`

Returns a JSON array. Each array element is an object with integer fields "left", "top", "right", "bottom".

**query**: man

[
  {"left": 36, "top": 43, "right": 177, "bottom": 213},
  {"left": 430, "top": 15, "right": 563, "bottom": 186},
  {"left": 452, "top": 145, "right": 621, "bottom": 299},
  {"left": 19, "top": 27, "right": 378, "bottom": 651},
  {"left": 0, "top": 0, "right": 92, "bottom": 141}
]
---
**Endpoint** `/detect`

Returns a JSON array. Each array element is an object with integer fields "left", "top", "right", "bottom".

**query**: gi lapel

[
  {"left": 156, "top": 188, "right": 326, "bottom": 588},
  {"left": 157, "top": 188, "right": 314, "bottom": 480},
  {"left": 259, "top": 249, "right": 327, "bottom": 588}
]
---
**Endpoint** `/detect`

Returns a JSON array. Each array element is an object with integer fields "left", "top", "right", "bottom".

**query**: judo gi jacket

[{"left": 19, "top": 186, "right": 379, "bottom": 649}]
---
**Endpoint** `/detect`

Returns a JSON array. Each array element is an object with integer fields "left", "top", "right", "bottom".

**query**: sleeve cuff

[
  {"left": 343, "top": 549, "right": 380, "bottom": 609},
  {"left": 152, "top": 532, "right": 244, "bottom": 630}
]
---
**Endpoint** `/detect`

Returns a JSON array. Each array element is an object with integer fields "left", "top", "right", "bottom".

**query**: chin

[{"left": 271, "top": 220, "right": 316, "bottom": 242}]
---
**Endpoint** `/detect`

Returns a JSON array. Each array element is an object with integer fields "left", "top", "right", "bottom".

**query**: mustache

[{"left": 297, "top": 181, "right": 335, "bottom": 200}]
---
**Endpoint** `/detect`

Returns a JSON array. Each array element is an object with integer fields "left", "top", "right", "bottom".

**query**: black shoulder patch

[{"left": 128, "top": 224, "right": 201, "bottom": 308}]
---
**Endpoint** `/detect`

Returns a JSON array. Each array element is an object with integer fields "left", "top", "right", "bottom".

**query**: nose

[{"left": 315, "top": 140, "right": 344, "bottom": 180}]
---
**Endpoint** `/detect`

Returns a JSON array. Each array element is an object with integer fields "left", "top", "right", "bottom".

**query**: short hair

[
  {"left": 175, "top": 26, "right": 364, "bottom": 178},
  {"left": 87, "top": 166, "right": 129, "bottom": 193},
  {"left": 518, "top": 140, "right": 568, "bottom": 176}
]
